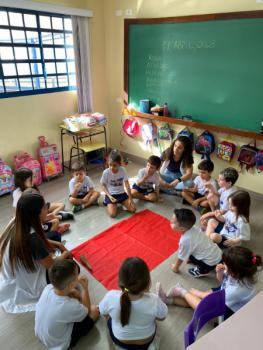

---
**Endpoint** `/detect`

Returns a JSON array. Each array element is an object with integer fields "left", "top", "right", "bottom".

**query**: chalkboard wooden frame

[{"left": 124, "top": 11, "right": 263, "bottom": 141}]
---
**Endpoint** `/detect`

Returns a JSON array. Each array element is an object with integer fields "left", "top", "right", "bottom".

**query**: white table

[{"left": 188, "top": 291, "right": 263, "bottom": 350}]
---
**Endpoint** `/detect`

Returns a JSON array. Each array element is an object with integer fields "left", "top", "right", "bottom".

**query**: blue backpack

[
  {"left": 177, "top": 127, "right": 194, "bottom": 148},
  {"left": 195, "top": 130, "right": 215, "bottom": 160}
]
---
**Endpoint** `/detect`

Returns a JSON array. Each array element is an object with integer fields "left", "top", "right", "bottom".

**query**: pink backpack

[
  {"left": 0, "top": 158, "right": 14, "bottom": 196},
  {"left": 38, "top": 136, "right": 62, "bottom": 180},
  {"left": 122, "top": 118, "right": 140, "bottom": 138},
  {"left": 13, "top": 152, "right": 42, "bottom": 186}
]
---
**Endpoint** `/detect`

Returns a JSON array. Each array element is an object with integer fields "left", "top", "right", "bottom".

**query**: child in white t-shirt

[
  {"left": 182, "top": 160, "right": 217, "bottom": 213},
  {"left": 206, "top": 190, "right": 251, "bottom": 248},
  {"left": 157, "top": 246, "right": 261, "bottom": 321},
  {"left": 99, "top": 257, "right": 167, "bottom": 349},
  {"left": 170, "top": 208, "right": 222, "bottom": 278},
  {"left": 200, "top": 167, "right": 239, "bottom": 233},
  {"left": 13, "top": 168, "right": 72, "bottom": 235},
  {"left": 35, "top": 259, "right": 99, "bottom": 350},
  {"left": 69, "top": 161, "right": 100, "bottom": 213},
  {"left": 131, "top": 155, "right": 161, "bottom": 202},
  {"left": 100, "top": 150, "right": 136, "bottom": 217}
]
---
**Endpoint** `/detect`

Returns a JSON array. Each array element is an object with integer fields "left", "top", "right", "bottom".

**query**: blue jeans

[{"left": 160, "top": 169, "right": 193, "bottom": 194}]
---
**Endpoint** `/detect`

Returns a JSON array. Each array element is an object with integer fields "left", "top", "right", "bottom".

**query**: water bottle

[{"left": 163, "top": 103, "right": 168, "bottom": 117}]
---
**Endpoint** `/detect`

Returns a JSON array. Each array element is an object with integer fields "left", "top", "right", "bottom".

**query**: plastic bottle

[{"left": 163, "top": 103, "right": 168, "bottom": 117}]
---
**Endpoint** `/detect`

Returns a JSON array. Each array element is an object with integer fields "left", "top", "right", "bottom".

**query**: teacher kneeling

[
  {"left": 0, "top": 192, "right": 71, "bottom": 313},
  {"left": 160, "top": 135, "right": 194, "bottom": 193}
]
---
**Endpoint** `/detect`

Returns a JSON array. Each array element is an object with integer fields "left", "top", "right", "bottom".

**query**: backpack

[
  {"left": 141, "top": 122, "right": 158, "bottom": 146},
  {"left": 158, "top": 123, "right": 175, "bottom": 141},
  {"left": 0, "top": 158, "right": 14, "bottom": 196},
  {"left": 237, "top": 142, "right": 258, "bottom": 171},
  {"left": 13, "top": 152, "right": 42, "bottom": 186},
  {"left": 177, "top": 127, "right": 194, "bottom": 148},
  {"left": 255, "top": 149, "right": 263, "bottom": 173},
  {"left": 195, "top": 130, "right": 215, "bottom": 160},
  {"left": 122, "top": 117, "right": 140, "bottom": 138},
  {"left": 216, "top": 140, "right": 236, "bottom": 162},
  {"left": 38, "top": 136, "right": 62, "bottom": 180}
]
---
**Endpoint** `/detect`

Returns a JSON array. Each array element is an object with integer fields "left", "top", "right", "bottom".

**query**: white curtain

[{"left": 72, "top": 16, "right": 93, "bottom": 113}]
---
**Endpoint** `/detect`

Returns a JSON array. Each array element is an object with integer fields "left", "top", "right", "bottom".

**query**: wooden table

[{"left": 188, "top": 291, "right": 263, "bottom": 350}]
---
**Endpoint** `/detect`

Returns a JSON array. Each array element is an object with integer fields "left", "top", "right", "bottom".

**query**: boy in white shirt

[
  {"left": 200, "top": 167, "right": 239, "bottom": 234},
  {"left": 131, "top": 155, "right": 161, "bottom": 202},
  {"left": 35, "top": 259, "right": 99, "bottom": 350},
  {"left": 69, "top": 161, "right": 100, "bottom": 213},
  {"left": 171, "top": 208, "right": 222, "bottom": 277},
  {"left": 182, "top": 160, "right": 217, "bottom": 213}
]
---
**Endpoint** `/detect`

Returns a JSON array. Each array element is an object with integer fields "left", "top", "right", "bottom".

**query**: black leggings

[
  {"left": 70, "top": 315, "right": 94, "bottom": 348},
  {"left": 107, "top": 318, "right": 154, "bottom": 350}
]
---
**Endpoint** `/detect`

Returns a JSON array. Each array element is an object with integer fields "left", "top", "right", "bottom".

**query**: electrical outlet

[
  {"left": 125, "top": 9, "right": 133, "bottom": 16},
  {"left": 115, "top": 10, "right": 122, "bottom": 16}
]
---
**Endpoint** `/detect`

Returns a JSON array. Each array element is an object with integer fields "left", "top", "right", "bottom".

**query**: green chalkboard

[{"left": 125, "top": 13, "right": 263, "bottom": 133}]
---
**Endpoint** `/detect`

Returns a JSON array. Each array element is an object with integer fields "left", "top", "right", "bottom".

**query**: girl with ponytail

[{"left": 99, "top": 257, "right": 168, "bottom": 349}]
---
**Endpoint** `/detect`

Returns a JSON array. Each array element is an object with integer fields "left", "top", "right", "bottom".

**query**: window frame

[{"left": 0, "top": 6, "right": 76, "bottom": 98}]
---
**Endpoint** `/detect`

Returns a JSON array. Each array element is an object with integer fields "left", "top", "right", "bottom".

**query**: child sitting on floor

[
  {"left": 206, "top": 190, "right": 251, "bottom": 248},
  {"left": 181, "top": 160, "right": 217, "bottom": 213},
  {"left": 69, "top": 161, "right": 100, "bottom": 213},
  {"left": 171, "top": 208, "right": 222, "bottom": 277},
  {"left": 35, "top": 259, "right": 99, "bottom": 349},
  {"left": 157, "top": 246, "right": 262, "bottom": 321},
  {"left": 100, "top": 150, "right": 136, "bottom": 218},
  {"left": 200, "top": 167, "right": 239, "bottom": 233},
  {"left": 99, "top": 257, "right": 168, "bottom": 349},
  {"left": 131, "top": 155, "right": 161, "bottom": 202},
  {"left": 13, "top": 167, "right": 72, "bottom": 234}
]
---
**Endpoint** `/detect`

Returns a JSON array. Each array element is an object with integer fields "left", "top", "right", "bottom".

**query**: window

[{"left": 0, "top": 7, "right": 76, "bottom": 98}]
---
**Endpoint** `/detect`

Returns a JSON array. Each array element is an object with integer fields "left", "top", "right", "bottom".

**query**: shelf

[{"left": 135, "top": 111, "right": 263, "bottom": 141}]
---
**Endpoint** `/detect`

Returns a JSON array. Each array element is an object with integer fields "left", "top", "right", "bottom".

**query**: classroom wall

[
  {"left": 0, "top": 0, "right": 107, "bottom": 164},
  {"left": 103, "top": 0, "right": 263, "bottom": 194}
]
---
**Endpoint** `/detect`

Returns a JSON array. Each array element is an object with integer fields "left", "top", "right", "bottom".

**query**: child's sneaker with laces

[
  {"left": 188, "top": 266, "right": 210, "bottom": 278},
  {"left": 72, "top": 204, "right": 84, "bottom": 213}
]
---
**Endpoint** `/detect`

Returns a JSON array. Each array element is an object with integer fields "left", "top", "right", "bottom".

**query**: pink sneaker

[
  {"left": 167, "top": 283, "right": 187, "bottom": 298},
  {"left": 156, "top": 282, "right": 172, "bottom": 305}
]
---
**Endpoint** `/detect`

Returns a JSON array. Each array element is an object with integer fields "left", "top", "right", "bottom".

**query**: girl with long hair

[{"left": 99, "top": 257, "right": 168, "bottom": 349}]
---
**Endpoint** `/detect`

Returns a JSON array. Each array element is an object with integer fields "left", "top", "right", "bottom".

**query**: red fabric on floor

[{"left": 71, "top": 209, "right": 180, "bottom": 290}]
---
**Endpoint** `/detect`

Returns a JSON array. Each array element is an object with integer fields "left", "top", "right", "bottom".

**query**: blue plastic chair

[{"left": 184, "top": 289, "right": 226, "bottom": 349}]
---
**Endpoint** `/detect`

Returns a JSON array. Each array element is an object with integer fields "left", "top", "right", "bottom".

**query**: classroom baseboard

[{"left": 119, "top": 150, "right": 263, "bottom": 201}]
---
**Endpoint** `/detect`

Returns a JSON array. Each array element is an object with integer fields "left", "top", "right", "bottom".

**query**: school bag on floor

[
  {"left": 0, "top": 158, "right": 14, "bottom": 196},
  {"left": 177, "top": 127, "right": 194, "bottom": 148},
  {"left": 237, "top": 141, "right": 258, "bottom": 171},
  {"left": 13, "top": 152, "right": 42, "bottom": 186},
  {"left": 216, "top": 140, "right": 236, "bottom": 162},
  {"left": 38, "top": 136, "right": 62, "bottom": 180},
  {"left": 255, "top": 149, "right": 263, "bottom": 173},
  {"left": 195, "top": 130, "right": 215, "bottom": 160}
]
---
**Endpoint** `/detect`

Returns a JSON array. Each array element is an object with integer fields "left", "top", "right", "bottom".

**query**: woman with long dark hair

[
  {"left": 0, "top": 192, "right": 71, "bottom": 313},
  {"left": 160, "top": 136, "right": 194, "bottom": 193}
]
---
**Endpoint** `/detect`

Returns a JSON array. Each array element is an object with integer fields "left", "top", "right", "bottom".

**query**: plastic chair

[{"left": 184, "top": 289, "right": 225, "bottom": 349}]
